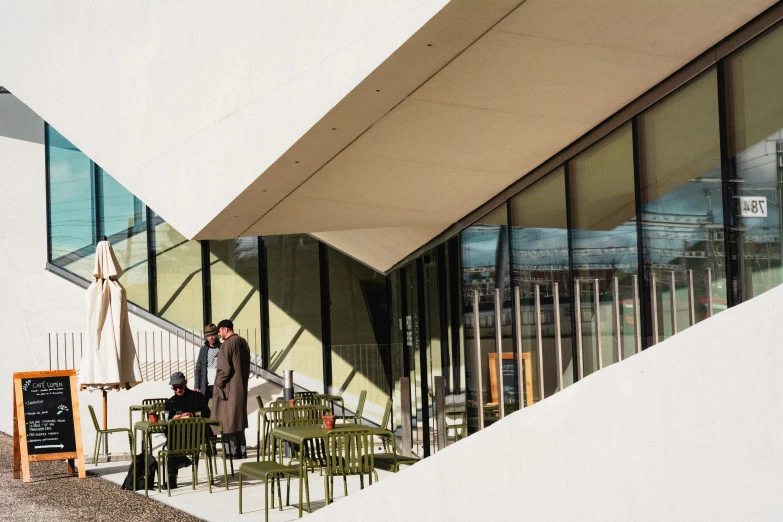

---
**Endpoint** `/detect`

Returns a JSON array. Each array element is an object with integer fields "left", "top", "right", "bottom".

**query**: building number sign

[{"left": 739, "top": 196, "right": 767, "bottom": 218}]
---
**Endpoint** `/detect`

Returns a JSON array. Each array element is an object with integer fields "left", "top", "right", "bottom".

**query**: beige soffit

[{"left": 216, "top": 0, "right": 776, "bottom": 272}]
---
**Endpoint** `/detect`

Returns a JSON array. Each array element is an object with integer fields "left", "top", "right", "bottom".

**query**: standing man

[
  {"left": 212, "top": 319, "right": 251, "bottom": 459},
  {"left": 194, "top": 323, "right": 221, "bottom": 398}
]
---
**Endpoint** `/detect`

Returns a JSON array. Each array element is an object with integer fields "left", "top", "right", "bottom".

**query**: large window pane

[
  {"left": 639, "top": 70, "right": 726, "bottom": 344},
  {"left": 266, "top": 235, "right": 323, "bottom": 392},
  {"left": 329, "top": 248, "right": 389, "bottom": 425},
  {"left": 210, "top": 238, "right": 261, "bottom": 365},
  {"left": 98, "top": 168, "right": 148, "bottom": 309},
  {"left": 461, "top": 203, "right": 512, "bottom": 432},
  {"left": 153, "top": 213, "right": 204, "bottom": 331},
  {"left": 47, "top": 125, "right": 95, "bottom": 279},
  {"left": 727, "top": 25, "right": 783, "bottom": 300},
  {"left": 509, "top": 167, "right": 574, "bottom": 399},
  {"left": 569, "top": 125, "right": 639, "bottom": 372}
]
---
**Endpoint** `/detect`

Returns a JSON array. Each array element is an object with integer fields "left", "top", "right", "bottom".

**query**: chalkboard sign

[
  {"left": 21, "top": 375, "right": 77, "bottom": 454},
  {"left": 488, "top": 352, "right": 534, "bottom": 408},
  {"left": 13, "top": 370, "right": 85, "bottom": 482}
]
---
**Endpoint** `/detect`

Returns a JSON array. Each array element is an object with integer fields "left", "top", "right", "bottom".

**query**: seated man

[{"left": 163, "top": 371, "right": 210, "bottom": 488}]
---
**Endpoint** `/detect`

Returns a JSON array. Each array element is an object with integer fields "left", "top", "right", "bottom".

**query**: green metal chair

[
  {"left": 345, "top": 390, "right": 367, "bottom": 424},
  {"left": 238, "top": 461, "right": 310, "bottom": 522},
  {"left": 445, "top": 410, "right": 468, "bottom": 444},
  {"left": 257, "top": 405, "right": 287, "bottom": 461},
  {"left": 373, "top": 451, "right": 420, "bottom": 472},
  {"left": 323, "top": 427, "right": 375, "bottom": 505},
  {"left": 87, "top": 405, "right": 132, "bottom": 466},
  {"left": 158, "top": 417, "right": 212, "bottom": 496}
]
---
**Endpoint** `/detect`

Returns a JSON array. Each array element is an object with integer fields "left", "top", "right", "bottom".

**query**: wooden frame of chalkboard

[
  {"left": 488, "top": 352, "right": 534, "bottom": 408},
  {"left": 13, "top": 369, "right": 86, "bottom": 482}
]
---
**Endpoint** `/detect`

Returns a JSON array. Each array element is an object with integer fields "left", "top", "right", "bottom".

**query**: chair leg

[
  {"left": 343, "top": 475, "right": 348, "bottom": 496},
  {"left": 238, "top": 472, "right": 243, "bottom": 514},
  {"left": 265, "top": 479, "right": 270, "bottom": 522},
  {"left": 323, "top": 474, "right": 329, "bottom": 506},
  {"left": 276, "top": 474, "right": 283, "bottom": 512},
  {"left": 93, "top": 434, "right": 100, "bottom": 466},
  {"left": 359, "top": 473, "right": 364, "bottom": 490},
  {"left": 205, "top": 450, "right": 213, "bottom": 494},
  {"left": 304, "top": 472, "right": 311, "bottom": 514}
]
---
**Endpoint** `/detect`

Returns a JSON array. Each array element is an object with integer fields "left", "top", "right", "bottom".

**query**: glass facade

[{"left": 42, "top": 20, "right": 783, "bottom": 459}]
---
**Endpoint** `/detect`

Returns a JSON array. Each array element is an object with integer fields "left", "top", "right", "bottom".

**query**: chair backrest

[
  {"left": 325, "top": 428, "right": 374, "bottom": 476},
  {"left": 283, "top": 405, "right": 322, "bottom": 426},
  {"left": 166, "top": 418, "right": 208, "bottom": 452},
  {"left": 380, "top": 398, "right": 393, "bottom": 431},
  {"left": 294, "top": 391, "right": 317, "bottom": 398},
  {"left": 355, "top": 390, "right": 367, "bottom": 417},
  {"left": 87, "top": 404, "right": 100, "bottom": 431},
  {"left": 142, "top": 398, "right": 168, "bottom": 406}
]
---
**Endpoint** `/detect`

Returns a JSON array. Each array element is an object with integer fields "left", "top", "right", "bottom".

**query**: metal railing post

[
  {"left": 533, "top": 285, "right": 544, "bottom": 403},
  {"left": 473, "top": 289, "right": 484, "bottom": 430},
  {"left": 651, "top": 272, "right": 659, "bottom": 345},
  {"left": 514, "top": 286, "right": 527, "bottom": 404},
  {"left": 594, "top": 278, "right": 602, "bottom": 370},
  {"left": 613, "top": 277, "right": 622, "bottom": 363},
  {"left": 553, "top": 282, "right": 563, "bottom": 392},
  {"left": 632, "top": 275, "right": 641, "bottom": 354},
  {"left": 574, "top": 280, "right": 584, "bottom": 380},
  {"left": 494, "top": 288, "right": 504, "bottom": 419},
  {"left": 706, "top": 268, "right": 713, "bottom": 318},
  {"left": 669, "top": 271, "right": 677, "bottom": 335},
  {"left": 687, "top": 269, "right": 695, "bottom": 327},
  {"left": 435, "top": 376, "right": 446, "bottom": 452},
  {"left": 400, "top": 377, "right": 413, "bottom": 457}
]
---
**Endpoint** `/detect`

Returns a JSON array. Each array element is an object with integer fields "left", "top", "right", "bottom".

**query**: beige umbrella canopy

[{"left": 79, "top": 240, "right": 143, "bottom": 390}]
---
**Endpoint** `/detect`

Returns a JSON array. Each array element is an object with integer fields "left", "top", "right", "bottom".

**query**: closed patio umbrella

[{"left": 79, "top": 239, "right": 143, "bottom": 454}]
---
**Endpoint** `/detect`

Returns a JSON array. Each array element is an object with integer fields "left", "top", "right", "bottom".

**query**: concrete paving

[
  {"left": 2, "top": 428, "right": 394, "bottom": 522},
  {"left": 0, "top": 433, "right": 202, "bottom": 522},
  {"left": 84, "top": 446, "right": 394, "bottom": 522}
]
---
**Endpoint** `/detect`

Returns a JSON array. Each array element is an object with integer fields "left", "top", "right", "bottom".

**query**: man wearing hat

[
  {"left": 212, "top": 319, "right": 251, "bottom": 459},
  {"left": 163, "top": 371, "right": 210, "bottom": 488},
  {"left": 194, "top": 323, "right": 221, "bottom": 398}
]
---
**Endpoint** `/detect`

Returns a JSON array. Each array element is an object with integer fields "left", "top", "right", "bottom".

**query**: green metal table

[{"left": 271, "top": 424, "right": 395, "bottom": 516}]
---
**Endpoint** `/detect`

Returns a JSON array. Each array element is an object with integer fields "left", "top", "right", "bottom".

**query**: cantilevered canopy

[{"left": 0, "top": 0, "right": 775, "bottom": 272}]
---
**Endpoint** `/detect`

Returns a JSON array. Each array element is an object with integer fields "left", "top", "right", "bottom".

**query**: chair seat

[
  {"left": 100, "top": 427, "right": 132, "bottom": 434},
  {"left": 374, "top": 453, "right": 420, "bottom": 472},
  {"left": 239, "top": 462, "right": 300, "bottom": 481}
]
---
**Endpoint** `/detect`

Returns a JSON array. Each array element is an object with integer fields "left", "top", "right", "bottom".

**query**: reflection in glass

[
  {"left": 47, "top": 125, "right": 96, "bottom": 279},
  {"left": 509, "top": 168, "right": 574, "bottom": 398},
  {"left": 210, "top": 238, "right": 261, "bottom": 363},
  {"left": 329, "top": 247, "right": 389, "bottom": 425},
  {"left": 727, "top": 26, "right": 783, "bottom": 300},
  {"left": 639, "top": 70, "right": 726, "bottom": 343},
  {"left": 98, "top": 168, "right": 148, "bottom": 309},
  {"left": 569, "top": 125, "right": 639, "bottom": 371},
  {"left": 461, "top": 203, "right": 513, "bottom": 432},
  {"left": 266, "top": 235, "right": 324, "bottom": 392},
  {"left": 153, "top": 213, "right": 204, "bottom": 331}
]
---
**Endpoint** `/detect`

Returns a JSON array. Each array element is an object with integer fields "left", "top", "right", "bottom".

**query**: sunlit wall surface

[
  {"left": 727, "top": 24, "right": 783, "bottom": 301},
  {"left": 638, "top": 70, "right": 725, "bottom": 343},
  {"left": 47, "top": 126, "right": 96, "bottom": 280},
  {"left": 210, "top": 238, "right": 262, "bottom": 362},
  {"left": 329, "top": 247, "right": 389, "bottom": 424},
  {"left": 265, "top": 234, "right": 324, "bottom": 392},
  {"left": 569, "top": 125, "right": 639, "bottom": 372},
  {"left": 509, "top": 167, "right": 574, "bottom": 399}
]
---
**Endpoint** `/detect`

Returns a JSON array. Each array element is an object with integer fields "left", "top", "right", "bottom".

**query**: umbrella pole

[{"left": 102, "top": 390, "right": 109, "bottom": 458}]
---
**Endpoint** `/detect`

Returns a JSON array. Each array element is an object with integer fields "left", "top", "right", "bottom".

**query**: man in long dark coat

[{"left": 212, "top": 319, "right": 251, "bottom": 459}]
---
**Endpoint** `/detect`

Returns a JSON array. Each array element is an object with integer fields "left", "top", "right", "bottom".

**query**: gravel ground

[{"left": 0, "top": 433, "right": 203, "bottom": 522}]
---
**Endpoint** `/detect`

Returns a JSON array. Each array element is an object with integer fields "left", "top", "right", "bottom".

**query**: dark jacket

[
  {"left": 194, "top": 341, "right": 221, "bottom": 396},
  {"left": 165, "top": 388, "right": 210, "bottom": 419}
]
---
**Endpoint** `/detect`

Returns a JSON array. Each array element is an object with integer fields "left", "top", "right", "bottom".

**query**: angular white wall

[
  {"left": 0, "top": 94, "right": 280, "bottom": 456},
  {"left": 307, "top": 284, "right": 783, "bottom": 521}
]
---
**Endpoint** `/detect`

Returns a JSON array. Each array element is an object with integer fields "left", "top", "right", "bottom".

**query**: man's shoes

[{"left": 232, "top": 453, "right": 247, "bottom": 460}]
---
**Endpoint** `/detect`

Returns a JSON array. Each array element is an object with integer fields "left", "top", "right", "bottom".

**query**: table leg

[{"left": 144, "top": 431, "right": 149, "bottom": 497}]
